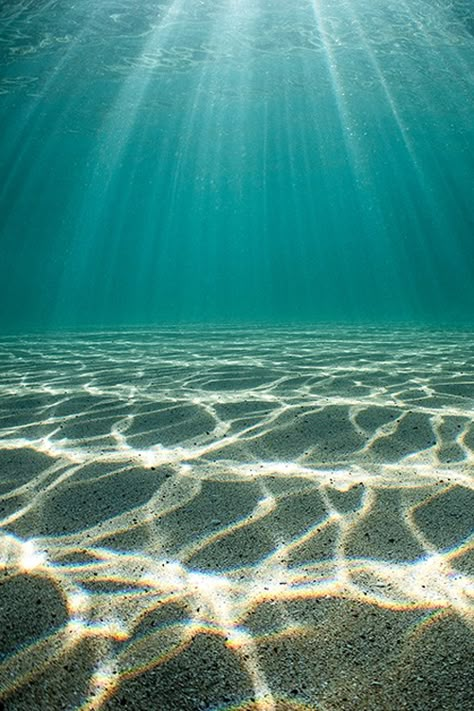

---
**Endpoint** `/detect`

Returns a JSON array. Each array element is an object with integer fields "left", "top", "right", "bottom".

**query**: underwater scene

[{"left": 1, "top": 1, "right": 474, "bottom": 710}]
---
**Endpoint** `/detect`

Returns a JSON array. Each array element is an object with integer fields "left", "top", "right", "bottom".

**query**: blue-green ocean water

[
  {"left": 2, "top": 5, "right": 474, "bottom": 709},
  {"left": 1, "top": 0, "right": 474, "bottom": 330}
]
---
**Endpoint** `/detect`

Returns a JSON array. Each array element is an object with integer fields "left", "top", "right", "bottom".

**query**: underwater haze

[
  {"left": 1, "top": 3, "right": 474, "bottom": 711},
  {"left": 1, "top": 0, "right": 474, "bottom": 329}
]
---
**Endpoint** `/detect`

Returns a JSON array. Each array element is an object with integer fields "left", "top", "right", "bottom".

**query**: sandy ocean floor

[{"left": 0, "top": 327, "right": 473, "bottom": 710}]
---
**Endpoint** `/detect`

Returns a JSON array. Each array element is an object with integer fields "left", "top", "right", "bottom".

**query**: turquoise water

[
  {"left": 1, "top": 0, "right": 474, "bottom": 330},
  {"left": 1, "top": 4, "right": 474, "bottom": 711}
]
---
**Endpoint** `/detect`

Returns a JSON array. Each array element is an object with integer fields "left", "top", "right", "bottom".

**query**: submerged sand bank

[{"left": 0, "top": 328, "right": 473, "bottom": 710}]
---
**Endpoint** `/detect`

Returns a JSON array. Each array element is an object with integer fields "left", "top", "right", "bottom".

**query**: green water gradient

[{"left": 1, "top": 0, "right": 474, "bottom": 330}]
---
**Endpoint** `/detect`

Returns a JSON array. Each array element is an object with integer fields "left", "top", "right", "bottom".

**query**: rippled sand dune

[{"left": 0, "top": 328, "right": 473, "bottom": 710}]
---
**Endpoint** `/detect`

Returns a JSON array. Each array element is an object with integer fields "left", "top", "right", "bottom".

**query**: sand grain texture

[{"left": 0, "top": 328, "right": 473, "bottom": 710}]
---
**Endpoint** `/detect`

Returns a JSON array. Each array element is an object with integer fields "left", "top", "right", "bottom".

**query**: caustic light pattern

[{"left": 0, "top": 329, "right": 473, "bottom": 710}]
